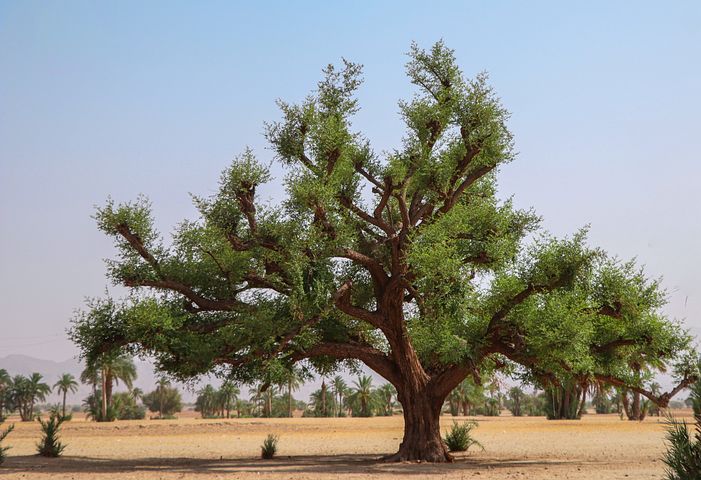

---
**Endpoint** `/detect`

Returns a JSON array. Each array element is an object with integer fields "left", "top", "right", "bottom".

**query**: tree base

[{"left": 380, "top": 438, "right": 454, "bottom": 463}]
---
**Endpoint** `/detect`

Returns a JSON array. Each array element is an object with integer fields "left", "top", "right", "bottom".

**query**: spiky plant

[
  {"left": 0, "top": 418, "right": 14, "bottom": 465},
  {"left": 443, "top": 420, "right": 483, "bottom": 453},
  {"left": 261, "top": 433, "right": 279, "bottom": 459},
  {"left": 663, "top": 372, "right": 701, "bottom": 479},
  {"left": 36, "top": 412, "right": 66, "bottom": 457}
]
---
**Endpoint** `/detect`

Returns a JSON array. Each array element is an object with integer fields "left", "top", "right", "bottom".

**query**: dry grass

[{"left": 0, "top": 410, "right": 687, "bottom": 479}]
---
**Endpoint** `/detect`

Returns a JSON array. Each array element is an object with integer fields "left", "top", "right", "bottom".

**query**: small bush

[
  {"left": 36, "top": 413, "right": 66, "bottom": 457},
  {"left": 663, "top": 414, "right": 701, "bottom": 479},
  {"left": 443, "top": 420, "right": 483, "bottom": 453},
  {"left": 0, "top": 420, "right": 15, "bottom": 465},
  {"left": 261, "top": 433, "right": 279, "bottom": 459}
]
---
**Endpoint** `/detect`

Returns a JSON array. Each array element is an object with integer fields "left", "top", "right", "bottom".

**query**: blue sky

[{"left": 1, "top": 1, "right": 700, "bottom": 361}]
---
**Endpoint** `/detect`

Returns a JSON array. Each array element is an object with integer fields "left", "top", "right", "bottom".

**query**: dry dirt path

[{"left": 0, "top": 413, "right": 680, "bottom": 479}]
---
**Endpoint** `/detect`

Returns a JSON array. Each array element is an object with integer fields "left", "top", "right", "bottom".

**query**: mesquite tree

[{"left": 71, "top": 42, "right": 696, "bottom": 462}]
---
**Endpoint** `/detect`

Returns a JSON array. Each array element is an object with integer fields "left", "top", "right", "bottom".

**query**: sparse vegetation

[
  {"left": 36, "top": 412, "right": 66, "bottom": 457},
  {"left": 0, "top": 417, "right": 14, "bottom": 465},
  {"left": 261, "top": 433, "right": 279, "bottom": 459},
  {"left": 443, "top": 421, "right": 482, "bottom": 453}
]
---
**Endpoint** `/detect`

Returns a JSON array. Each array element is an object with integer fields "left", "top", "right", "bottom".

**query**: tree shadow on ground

[{"left": 4, "top": 453, "right": 575, "bottom": 476}]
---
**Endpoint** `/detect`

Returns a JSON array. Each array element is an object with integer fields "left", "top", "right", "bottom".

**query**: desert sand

[{"left": 0, "top": 411, "right": 683, "bottom": 479}]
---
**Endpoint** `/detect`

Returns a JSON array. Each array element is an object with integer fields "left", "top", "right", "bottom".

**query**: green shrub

[
  {"left": 662, "top": 365, "right": 701, "bottom": 479},
  {"left": 662, "top": 414, "right": 701, "bottom": 479},
  {"left": 261, "top": 433, "right": 279, "bottom": 459},
  {"left": 443, "top": 420, "right": 483, "bottom": 453},
  {"left": 36, "top": 413, "right": 66, "bottom": 457},
  {"left": 0, "top": 419, "right": 14, "bottom": 465}
]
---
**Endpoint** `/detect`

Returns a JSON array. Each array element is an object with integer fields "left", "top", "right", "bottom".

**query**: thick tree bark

[{"left": 386, "top": 387, "right": 451, "bottom": 462}]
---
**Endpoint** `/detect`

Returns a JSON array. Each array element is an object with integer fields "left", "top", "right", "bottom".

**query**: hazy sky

[{"left": 1, "top": 1, "right": 700, "bottom": 363}]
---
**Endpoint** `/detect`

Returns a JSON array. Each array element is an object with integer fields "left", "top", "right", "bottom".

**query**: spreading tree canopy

[{"left": 71, "top": 41, "right": 697, "bottom": 462}]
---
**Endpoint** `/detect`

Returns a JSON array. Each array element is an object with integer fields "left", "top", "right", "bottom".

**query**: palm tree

[
  {"left": 351, "top": 375, "right": 374, "bottom": 417},
  {"left": 197, "top": 384, "right": 218, "bottom": 418},
  {"left": 81, "top": 353, "right": 137, "bottom": 421},
  {"left": 130, "top": 387, "right": 143, "bottom": 401},
  {"left": 331, "top": 376, "right": 347, "bottom": 417},
  {"left": 11, "top": 373, "right": 50, "bottom": 421},
  {"left": 248, "top": 385, "right": 264, "bottom": 417},
  {"left": 376, "top": 383, "right": 396, "bottom": 416},
  {"left": 53, "top": 373, "right": 79, "bottom": 418},
  {"left": 155, "top": 377, "right": 171, "bottom": 419},
  {"left": 320, "top": 379, "right": 328, "bottom": 417},
  {"left": 281, "top": 369, "right": 303, "bottom": 418},
  {"left": 218, "top": 381, "right": 239, "bottom": 418},
  {"left": 264, "top": 385, "right": 276, "bottom": 418}
]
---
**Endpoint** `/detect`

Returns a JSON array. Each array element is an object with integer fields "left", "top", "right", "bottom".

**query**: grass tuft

[{"left": 261, "top": 433, "right": 279, "bottom": 459}]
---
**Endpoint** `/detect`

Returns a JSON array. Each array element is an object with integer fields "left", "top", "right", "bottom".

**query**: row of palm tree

[
  {"left": 197, "top": 381, "right": 241, "bottom": 418},
  {"left": 1, "top": 370, "right": 74, "bottom": 421},
  {"left": 307, "top": 375, "right": 397, "bottom": 417}
]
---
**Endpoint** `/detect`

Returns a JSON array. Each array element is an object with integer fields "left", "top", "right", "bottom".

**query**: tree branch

[
  {"left": 333, "top": 280, "right": 386, "bottom": 330},
  {"left": 293, "top": 341, "right": 401, "bottom": 387},
  {"left": 595, "top": 373, "right": 696, "bottom": 408},
  {"left": 124, "top": 279, "right": 247, "bottom": 312}
]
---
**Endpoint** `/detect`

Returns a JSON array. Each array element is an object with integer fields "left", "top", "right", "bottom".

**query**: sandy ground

[{"left": 0, "top": 411, "right": 684, "bottom": 479}]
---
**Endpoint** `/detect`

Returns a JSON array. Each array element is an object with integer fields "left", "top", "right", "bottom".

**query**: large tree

[{"left": 71, "top": 41, "right": 696, "bottom": 462}]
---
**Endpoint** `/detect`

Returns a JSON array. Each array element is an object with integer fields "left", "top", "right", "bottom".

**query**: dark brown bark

[{"left": 384, "top": 387, "right": 451, "bottom": 463}]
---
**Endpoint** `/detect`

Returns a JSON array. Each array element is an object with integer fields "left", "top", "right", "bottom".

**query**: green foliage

[
  {"left": 663, "top": 381, "right": 701, "bottom": 479},
  {"left": 0, "top": 369, "right": 10, "bottom": 421},
  {"left": 347, "top": 376, "right": 377, "bottom": 417},
  {"left": 36, "top": 412, "right": 66, "bottom": 457},
  {"left": 261, "top": 433, "right": 279, "bottom": 459},
  {"left": 543, "top": 379, "right": 586, "bottom": 420},
  {"left": 443, "top": 420, "right": 483, "bottom": 453},
  {"left": 305, "top": 384, "right": 335, "bottom": 418},
  {"left": 54, "top": 373, "right": 79, "bottom": 419},
  {"left": 8, "top": 373, "right": 50, "bottom": 422},
  {"left": 82, "top": 390, "right": 116, "bottom": 422},
  {"left": 0, "top": 418, "right": 14, "bottom": 465},
  {"left": 374, "top": 383, "right": 397, "bottom": 416},
  {"left": 111, "top": 392, "right": 146, "bottom": 420},
  {"left": 70, "top": 41, "right": 698, "bottom": 460},
  {"left": 142, "top": 381, "right": 182, "bottom": 418},
  {"left": 80, "top": 353, "right": 138, "bottom": 422},
  {"left": 506, "top": 387, "right": 524, "bottom": 417}
]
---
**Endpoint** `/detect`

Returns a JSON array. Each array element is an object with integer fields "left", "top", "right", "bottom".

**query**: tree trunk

[
  {"left": 288, "top": 379, "right": 293, "bottom": 418},
  {"left": 576, "top": 389, "right": 587, "bottom": 418},
  {"left": 386, "top": 388, "right": 451, "bottom": 462},
  {"left": 62, "top": 391, "right": 67, "bottom": 418},
  {"left": 632, "top": 391, "right": 641, "bottom": 420},
  {"left": 101, "top": 371, "right": 108, "bottom": 421}
]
